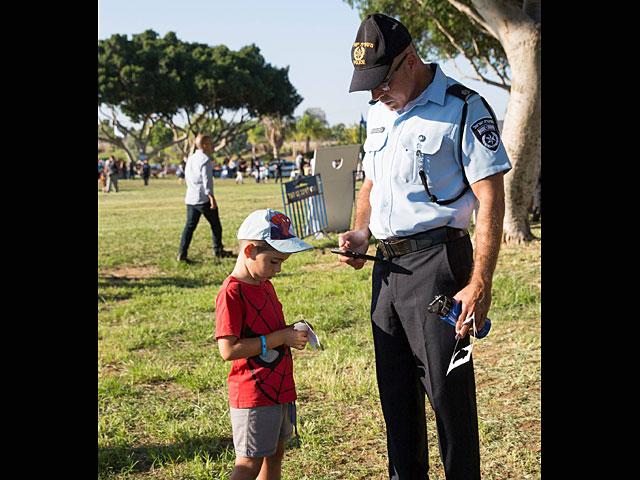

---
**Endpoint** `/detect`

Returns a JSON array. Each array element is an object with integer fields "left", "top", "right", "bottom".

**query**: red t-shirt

[{"left": 215, "top": 275, "right": 297, "bottom": 408}]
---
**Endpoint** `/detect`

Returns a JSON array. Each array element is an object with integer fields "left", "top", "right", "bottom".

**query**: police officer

[{"left": 338, "top": 13, "right": 512, "bottom": 480}]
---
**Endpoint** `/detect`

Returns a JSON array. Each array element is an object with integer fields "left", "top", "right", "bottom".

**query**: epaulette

[{"left": 445, "top": 84, "right": 478, "bottom": 102}]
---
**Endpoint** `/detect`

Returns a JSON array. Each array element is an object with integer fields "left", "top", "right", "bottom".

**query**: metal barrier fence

[{"left": 280, "top": 175, "right": 328, "bottom": 239}]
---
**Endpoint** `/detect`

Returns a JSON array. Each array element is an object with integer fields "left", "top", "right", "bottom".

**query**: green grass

[{"left": 98, "top": 177, "right": 541, "bottom": 479}]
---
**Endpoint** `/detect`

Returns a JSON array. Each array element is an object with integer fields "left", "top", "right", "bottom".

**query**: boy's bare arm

[{"left": 218, "top": 327, "right": 308, "bottom": 361}]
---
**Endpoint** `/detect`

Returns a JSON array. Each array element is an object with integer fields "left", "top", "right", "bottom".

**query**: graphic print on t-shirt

[{"left": 238, "top": 284, "right": 295, "bottom": 404}]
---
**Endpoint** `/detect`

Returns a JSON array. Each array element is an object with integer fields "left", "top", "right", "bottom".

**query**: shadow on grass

[
  {"left": 98, "top": 273, "right": 209, "bottom": 289},
  {"left": 98, "top": 434, "right": 234, "bottom": 476},
  {"left": 97, "top": 272, "right": 219, "bottom": 305}
]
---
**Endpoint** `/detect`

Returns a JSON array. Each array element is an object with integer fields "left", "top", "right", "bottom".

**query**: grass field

[{"left": 98, "top": 177, "right": 541, "bottom": 479}]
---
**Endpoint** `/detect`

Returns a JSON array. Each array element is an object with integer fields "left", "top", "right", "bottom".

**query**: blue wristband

[{"left": 260, "top": 335, "right": 267, "bottom": 356}]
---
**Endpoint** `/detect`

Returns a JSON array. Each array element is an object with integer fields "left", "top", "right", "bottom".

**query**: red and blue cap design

[{"left": 237, "top": 209, "right": 313, "bottom": 253}]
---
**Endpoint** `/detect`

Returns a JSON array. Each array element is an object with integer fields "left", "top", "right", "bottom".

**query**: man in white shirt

[{"left": 178, "top": 134, "right": 232, "bottom": 262}]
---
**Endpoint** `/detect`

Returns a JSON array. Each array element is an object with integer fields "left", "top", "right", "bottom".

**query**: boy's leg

[
  {"left": 257, "top": 439, "right": 286, "bottom": 480},
  {"left": 230, "top": 405, "right": 292, "bottom": 480},
  {"left": 230, "top": 456, "right": 263, "bottom": 480},
  {"left": 229, "top": 439, "right": 286, "bottom": 480}
]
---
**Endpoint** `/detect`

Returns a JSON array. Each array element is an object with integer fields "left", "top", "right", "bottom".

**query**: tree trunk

[
  {"left": 471, "top": 0, "right": 541, "bottom": 244},
  {"left": 500, "top": 25, "right": 541, "bottom": 243},
  {"left": 262, "top": 115, "right": 286, "bottom": 163}
]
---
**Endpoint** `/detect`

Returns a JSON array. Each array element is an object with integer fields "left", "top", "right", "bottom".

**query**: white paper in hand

[
  {"left": 446, "top": 314, "right": 476, "bottom": 376},
  {"left": 293, "top": 320, "right": 324, "bottom": 350}
]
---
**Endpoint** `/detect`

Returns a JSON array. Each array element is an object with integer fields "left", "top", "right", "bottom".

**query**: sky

[{"left": 98, "top": 0, "right": 509, "bottom": 127}]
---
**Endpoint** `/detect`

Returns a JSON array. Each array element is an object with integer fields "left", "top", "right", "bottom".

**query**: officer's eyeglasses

[{"left": 374, "top": 53, "right": 408, "bottom": 92}]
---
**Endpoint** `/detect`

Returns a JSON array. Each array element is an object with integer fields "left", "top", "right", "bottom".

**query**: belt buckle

[
  {"left": 378, "top": 241, "right": 393, "bottom": 259},
  {"left": 388, "top": 238, "right": 410, "bottom": 256},
  {"left": 379, "top": 238, "right": 410, "bottom": 258}
]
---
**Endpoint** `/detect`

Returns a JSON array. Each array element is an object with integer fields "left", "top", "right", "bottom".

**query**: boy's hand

[
  {"left": 292, "top": 320, "right": 314, "bottom": 331},
  {"left": 284, "top": 326, "right": 309, "bottom": 350}
]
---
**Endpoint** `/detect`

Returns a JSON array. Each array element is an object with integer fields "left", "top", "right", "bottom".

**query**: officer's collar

[{"left": 397, "top": 63, "right": 447, "bottom": 114}]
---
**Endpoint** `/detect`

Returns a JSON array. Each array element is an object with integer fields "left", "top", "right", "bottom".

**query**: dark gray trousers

[
  {"left": 371, "top": 234, "right": 480, "bottom": 480},
  {"left": 178, "top": 203, "right": 223, "bottom": 256}
]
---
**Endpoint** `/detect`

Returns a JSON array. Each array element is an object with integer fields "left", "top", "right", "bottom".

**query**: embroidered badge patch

[
  {"left": 352, "top": 41, "right": 374, "bottom": 66},
  {"left": 470, "top": 118, "right": 500, "bottom": 151}
]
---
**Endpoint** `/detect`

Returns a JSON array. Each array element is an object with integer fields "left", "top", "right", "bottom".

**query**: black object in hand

[{"left": 331, "top": 249, "right": 379, "bottom": 261}]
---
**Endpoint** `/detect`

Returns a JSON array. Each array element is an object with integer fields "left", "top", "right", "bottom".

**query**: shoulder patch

[{"left": 470, "top": 117, "right": 500, "bottom": 151}]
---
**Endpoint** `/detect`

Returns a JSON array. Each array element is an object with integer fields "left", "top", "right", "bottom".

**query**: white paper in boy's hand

[{"left": 293, "top": 320, "right": 324, "bottom": 350}]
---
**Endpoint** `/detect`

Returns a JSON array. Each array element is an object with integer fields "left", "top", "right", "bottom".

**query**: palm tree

[
  {"left": 261, "top": 115, "right": 290, "bottom": 162},
  {"left": 246, "top": 121, "right": 266, "bottom": 162},
  {"left": 296, "top": 111, "right": 327, "bottom": 154}
]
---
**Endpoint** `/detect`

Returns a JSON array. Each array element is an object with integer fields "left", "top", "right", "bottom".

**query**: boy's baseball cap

[
  {"left": 237, "top": 209, "right": 313, "bottom": 254},
  {"left": 348, "top": 13, "right": 412, "bottom": 93}
]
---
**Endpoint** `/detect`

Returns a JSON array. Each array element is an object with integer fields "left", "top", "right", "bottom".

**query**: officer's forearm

[
  {"left": 469, "top": 173, "right": 505, "bottom": 288},
  {"left": 353, "top": 178, "right": 373, "bottom": 237}
]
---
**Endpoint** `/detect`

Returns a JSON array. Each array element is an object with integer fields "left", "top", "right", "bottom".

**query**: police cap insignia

[{"left": 353, "top": 44, "right": 366, "bottom": 65}]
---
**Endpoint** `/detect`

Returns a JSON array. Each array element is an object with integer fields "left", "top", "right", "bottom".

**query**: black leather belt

[{"left": 377, "top": 227, "right": 468, "bottom": 260}]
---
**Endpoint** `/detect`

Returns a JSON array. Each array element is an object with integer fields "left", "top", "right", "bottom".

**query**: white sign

[{"left": 312, "top": 145, "right": 361, "bottom": 232}]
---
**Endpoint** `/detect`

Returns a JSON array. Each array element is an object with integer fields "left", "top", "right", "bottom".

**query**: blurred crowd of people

[
  {"left": 97, "top": 156, "right": 152, "bottom": 192},
  {"left": 99, "top": 153, "right": 316, "bottom": 193}
]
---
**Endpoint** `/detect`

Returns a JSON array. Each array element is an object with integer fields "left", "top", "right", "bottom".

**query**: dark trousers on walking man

[{"left": 178, "top": 202, "right": 225, "bottom": 261}]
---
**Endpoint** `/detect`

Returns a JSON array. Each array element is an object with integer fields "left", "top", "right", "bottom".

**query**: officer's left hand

[{"left": 454, "top": 281, "right": 491, "bottom": 338}]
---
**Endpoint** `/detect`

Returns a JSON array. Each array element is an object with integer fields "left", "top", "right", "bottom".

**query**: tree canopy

[{"left": 98, "top": 30, "right": 302, "bottom": 163}]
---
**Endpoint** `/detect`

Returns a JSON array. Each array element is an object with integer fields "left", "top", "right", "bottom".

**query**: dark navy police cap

[{"left": 349, "top": 13, "right": 412, "bottom": 93}]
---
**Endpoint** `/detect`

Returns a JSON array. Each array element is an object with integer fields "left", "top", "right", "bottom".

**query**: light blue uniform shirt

[
  {"left": 184, "top": 149, "right": 214, "bottom": 205},
  {"left": 362, "top": 64, "right": 512, "bottom": 240}
]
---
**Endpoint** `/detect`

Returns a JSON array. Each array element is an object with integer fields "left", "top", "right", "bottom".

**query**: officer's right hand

[{"left": 338, "top": 230, "right": 369, "bottom": 270}]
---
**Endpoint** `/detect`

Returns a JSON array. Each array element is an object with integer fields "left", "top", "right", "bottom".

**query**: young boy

[{"left": 215, "top": 209, "right": 313, "bottom": 480}]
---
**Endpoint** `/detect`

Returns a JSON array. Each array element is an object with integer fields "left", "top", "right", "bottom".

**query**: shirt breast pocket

[
  {"left": 399, "top": 135, "right": 444, "bottom": 184},
  {"left": 363, "top": 133, "right": 388, "bottom": 182}
]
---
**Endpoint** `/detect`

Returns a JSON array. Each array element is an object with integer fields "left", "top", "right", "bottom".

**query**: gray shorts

[{"left": 230, "top": 403, "right": 294, "bottom": 458}]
